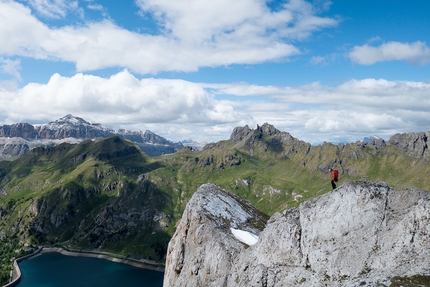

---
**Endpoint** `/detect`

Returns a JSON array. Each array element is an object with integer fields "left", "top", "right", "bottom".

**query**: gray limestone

[{"left": 164, "top": 180, "right": 430, "bottom": 286}]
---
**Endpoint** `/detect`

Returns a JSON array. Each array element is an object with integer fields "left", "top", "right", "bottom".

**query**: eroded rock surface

[
  {"left": 163, "top": 184, "right": 268, "bottom": 287},
  {"left": 164, "top": 180, "right": 430, "bottom": 287}
]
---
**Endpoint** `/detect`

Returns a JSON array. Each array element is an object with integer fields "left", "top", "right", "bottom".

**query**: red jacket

[{"left": 331, "top": 169, "right": 339, "bottom": 180}]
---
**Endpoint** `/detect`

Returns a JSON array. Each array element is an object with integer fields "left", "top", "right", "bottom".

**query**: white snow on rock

[{"left": 230, "top": 228, "right": 258, "bottom": 246}]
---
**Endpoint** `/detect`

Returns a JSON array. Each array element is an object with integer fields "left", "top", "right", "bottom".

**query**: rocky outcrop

[
  {"left": 230, "top": 123, "right": 308, "bottom": 154},
  {"left": 388, "top": 131, "right": 430, "bottom": 158},
  {"left": 164, "top": 181, "right": 430, "bottom": 286},
  {"left": 0, "top": 123, "right": 36, "bottom": 138},
  {"left": 230, "top": 125, "right": 252, "bottom": 142},
  {"left": 164, "top": 184, "right": 269, "bottom": 287},
  {"left": 0, "top": 138, "right": 31, "bottom": 157},
  {"left": 0, "top": 137, "right": 82, "bottom": 159}
]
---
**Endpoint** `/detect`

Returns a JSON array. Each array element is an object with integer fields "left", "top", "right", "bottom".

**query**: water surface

[{"left": 18, "top": 252, "right": 163, "bottom": 287}]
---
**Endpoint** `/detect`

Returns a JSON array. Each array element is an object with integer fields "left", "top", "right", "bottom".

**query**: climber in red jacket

[{"left": 329, "top": 168, "right": 339, "bottom": 190}]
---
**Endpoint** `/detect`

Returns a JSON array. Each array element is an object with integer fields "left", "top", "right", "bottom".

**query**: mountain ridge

[{"left": 0, "top": 114, "right": 183, "bottom": 157}]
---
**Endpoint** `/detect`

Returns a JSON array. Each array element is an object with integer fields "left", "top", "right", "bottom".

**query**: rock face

[
  {"left": 388, "top": 131, "right": 430, "bottom": 158},
  {"left": 163, "top": 184, "right": 269, "bottom": 287},
  {"left": 35, "top": 114, "right": 114, "bottom": 139},
  {"left": 164, "top": 181, "right": 430, "bottom": 286},
  {"left": 0, "top": 114, "right": 183, "bottom": 157},
  {"left": 229, "top": 123, "right": 309, "bottom": 155}
]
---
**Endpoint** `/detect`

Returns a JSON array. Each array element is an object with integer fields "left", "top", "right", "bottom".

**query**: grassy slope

[
  {"left": 150, "top": 137, "right": 430, "bottom": 216},
  {"left": 0, "top": 136, "right": 172, "bottom": 278}
]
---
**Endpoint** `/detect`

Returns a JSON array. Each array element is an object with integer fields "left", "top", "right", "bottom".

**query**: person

[{"left": 329, "top": 168, "right": 339, "bottom": 190}]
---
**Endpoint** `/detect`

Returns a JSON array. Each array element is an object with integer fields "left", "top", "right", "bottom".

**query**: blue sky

[{"left": 1, "top": 0, "right": 430, "bottom": 144}]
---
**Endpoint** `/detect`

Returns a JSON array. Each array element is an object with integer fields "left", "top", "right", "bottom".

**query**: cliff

[{"left": 164, "top": 181, "right": 430, "bottom": 286}]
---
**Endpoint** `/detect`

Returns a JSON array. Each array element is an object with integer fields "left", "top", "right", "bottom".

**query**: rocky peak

[
  {"left": 164, "top": 181, "right": 430, "bottom": 286},
  {"left": 230, "top": 123, "right": 298, "bottom": 149},
  {"left": 56, "top": 114, "right": 91, "bottom": 126},
  {"left": 164, "top": 184, "right": 268, "bottom": 287},
  {"left": 388, "top": 131, "right": 430, "bottom": 158},
  {"left": 259, "top": 122, "right": 280, "bottom": 137},
  {"left": 229, "top": 125, "right": 252, "bottom": 142},
  {"left": 143, "top": 130, "right": 172, "bottom": 145},
  {"left": 36, "top": 114, "right": 114, "bottom": 139},
  {"left": 368, "top": 137, "right": 386, "bottom": 149}
]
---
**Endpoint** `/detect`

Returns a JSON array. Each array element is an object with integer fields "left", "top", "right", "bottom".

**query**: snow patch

[{"left": 230, "top": 228, "right": 258, "bottom": 246}]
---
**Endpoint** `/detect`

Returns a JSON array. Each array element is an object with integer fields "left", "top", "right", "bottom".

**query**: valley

[{"left": 0, "top": 120, "right": 429, "bottom": 285}]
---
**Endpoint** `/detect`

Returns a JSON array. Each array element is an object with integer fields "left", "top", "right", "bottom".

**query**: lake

[{"left": 17, "top": 252, "right": 164, "bottom": 287}]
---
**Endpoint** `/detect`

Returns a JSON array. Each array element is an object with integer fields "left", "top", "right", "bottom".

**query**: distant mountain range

[{"left": 0, "top": 114, "right": 184, "bottom": 157}]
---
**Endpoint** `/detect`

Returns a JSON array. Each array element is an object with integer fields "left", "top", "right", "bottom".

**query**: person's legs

[{"left": 331, "top": 180, "right": 336, "bottom": 190}]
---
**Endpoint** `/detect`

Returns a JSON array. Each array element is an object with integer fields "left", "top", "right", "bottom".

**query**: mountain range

[
  {"left": 0, "top": 114, "right": 184, "bottom": 158},
  {"left": 0, "top": 121, "right": 430, "bottom": 285}
]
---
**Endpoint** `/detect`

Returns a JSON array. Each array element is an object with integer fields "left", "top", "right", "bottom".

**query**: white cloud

[
  {"left": 0, "top": 0, "right": 338, "bottom": 74},
  {"left": 278, "top": 0, "right": 338, "bottom": 39},
  {"left": 310, "top": 53, "right": 338, "bottom": 65},
  {"left": 202, "top": 78, "right": 430, "bottom": 143},
  {"left": 349, "top": 41, "right": 430, "bottom": 66},
  {"left": 135, "top": 0, "right": 338, "bottom": 42},
  {"left": 310, "top": 55, "right": 325, "bottom": 65},
  {"left": 23, "top": 0, "right": 80, "bottom": 19},
  {"left": 0, "top": 58, "right": 22, "bottom": 81},
  {"left": 0, "top": 70, "right": 242, "bottom": 139},
  {"left": 0, "top": 72, "right": 429, "bottom": 144}
]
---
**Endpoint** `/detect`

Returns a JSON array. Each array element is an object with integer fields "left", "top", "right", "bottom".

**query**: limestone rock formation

[
  {"left": 164, "top": 181, "right": 430, "bottom": 286},
  {"left": 163, "top": 184, "right": 269, "bottom": 287},
  {"left": 229, "top": 125, "right": 252, "bottom": 142},
  {"left": 388, "top": 131, "right": 430, "bottom": 158},
  {"left": 229, "top": 123, "right": 309, "bottom": 155}
]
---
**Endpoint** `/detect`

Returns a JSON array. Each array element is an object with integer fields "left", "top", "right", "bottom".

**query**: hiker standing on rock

[{"left": 329, "top": 168, "right": 338, "bottom": 190}]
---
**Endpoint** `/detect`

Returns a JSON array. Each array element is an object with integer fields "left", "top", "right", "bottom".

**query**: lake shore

[
  {"left": 2, "top": 246, "right": 165, "bottom": 287},
  {"left": 38, "top": 246, "right": 165, "bottom": 272}
]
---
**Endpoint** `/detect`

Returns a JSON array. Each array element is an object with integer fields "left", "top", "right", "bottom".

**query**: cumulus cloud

[
  {"left": 0, "top": 0, "right": 338, "bottom": 74},
  {"left": 203, "top": 78, "right": 430, "bottom": 143},
  {"left": 349, "top": 41, "right": 430, "bottom": 66},
  {"left": 0, "top": 71, "right": 429, "bottom": 143},
  {"left": 0, "top": 70, "right": 242, "bottom": 138},
  {"left": 135, "top": 0, "right": 337, "bottom": 42}
]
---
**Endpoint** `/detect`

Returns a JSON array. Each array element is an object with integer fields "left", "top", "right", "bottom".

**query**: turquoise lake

[{"left": 17, "top": 252, "right": 164, "bottom": 287}]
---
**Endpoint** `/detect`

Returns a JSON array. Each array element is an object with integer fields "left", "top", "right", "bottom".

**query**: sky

[{"left": 1, "top": 0, "right": 430, "bottom": 144}]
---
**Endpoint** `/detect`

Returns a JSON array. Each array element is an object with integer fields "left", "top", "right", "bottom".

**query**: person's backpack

[{"left": 333, "top": 170, "right": 339, "bottom": 182}]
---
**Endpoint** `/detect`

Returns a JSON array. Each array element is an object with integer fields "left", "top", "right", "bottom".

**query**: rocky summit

[{"left": 164, "top": 181, "right": 430, "bottom": 287}]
